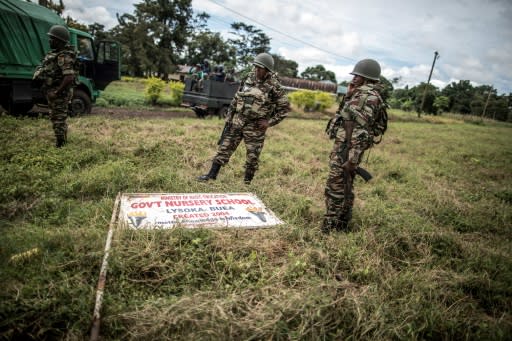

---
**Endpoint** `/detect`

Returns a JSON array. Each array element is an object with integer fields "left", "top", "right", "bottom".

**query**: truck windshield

[{"left": 78, "top": 37, "right": 94, "bottom": 60}]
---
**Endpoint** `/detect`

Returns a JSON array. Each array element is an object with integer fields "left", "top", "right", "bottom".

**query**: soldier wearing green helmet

[
  {"left": 47, "top": 24, "right": 70, "bottom": 43},
  {"left": 197, "top": 52, "right": 290, "bottom": 184},
  {"left": 252, "top": 52, "right": 274, "bottom": 72},
  {"left": 33, "top": 25, "right": 76, "bottom": 147},
  {"left": 349, "top": 58, "right": 381, "bottom": 80},
  {"left": 323, "top": 58, "right": 387, "bottom": 233}
]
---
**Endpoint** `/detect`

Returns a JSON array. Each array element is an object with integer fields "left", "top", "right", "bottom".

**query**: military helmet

[
  {"left": 253, "top": 53, "right": 274, "bottom": 72},
  {"left": 47, "top": 25, "right": 70, "bottom": 43},
  {"left": 350, "top": 59, "right": 381, "bottom": 81}
]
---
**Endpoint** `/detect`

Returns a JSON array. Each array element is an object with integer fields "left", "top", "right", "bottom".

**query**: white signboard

[{"left": 118, "top": 193, "right": 284, "bottom": 229}]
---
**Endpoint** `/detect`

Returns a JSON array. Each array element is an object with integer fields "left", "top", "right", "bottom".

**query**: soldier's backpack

[
  {"left": 326, "top": 90, "right": 388, "bottom": 144},
  {"left": 357, "top": 88, "right": 388, "bottom": 144},
  {"left": 370, "top": 100, "right": 388, "bottom": 144}
]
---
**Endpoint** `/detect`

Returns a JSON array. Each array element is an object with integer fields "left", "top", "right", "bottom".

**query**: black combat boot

[
  {"left": 321, "top": 218, "right": 333, "bottom": 234},
  {"left": 55, "top": 135, "right": 66, "bottom": 148},
  {"left": 321, "top": 217, "right": 339, "bottom": 234},
  {"left": 243, "top": 168, "right": 255, "bottom": 184},
  {"left": 336, "top": 209, "right": 352, "bottom": 231},
  {"left": 197, "top": 162, "right": 222, "bottom": 181}
]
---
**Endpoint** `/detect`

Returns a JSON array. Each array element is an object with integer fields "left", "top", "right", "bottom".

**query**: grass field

[{"left": 0, "top": 81, "right": 511, "bottom": 340}]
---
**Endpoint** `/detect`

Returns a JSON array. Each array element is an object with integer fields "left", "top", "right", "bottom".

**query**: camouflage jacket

[
  {"left": 230, "top": 71, "right": 290, "bottom": 128},
  {"left": 34, "top": 45, "right": 76, "bottom": 90},
  {"left": 332, "top": 83, "right": 384, "bottom": 164}
]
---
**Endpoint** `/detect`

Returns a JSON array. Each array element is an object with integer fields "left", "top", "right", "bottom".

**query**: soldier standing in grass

[
  {"left": 197, "top": 53, "right": 290, "bottom": 184},
  {"left": 33, "top": 25, "right": 76, "bottom": 148},
  {"left": 323, "top": 59, "right": 387, "bottom": 233}
]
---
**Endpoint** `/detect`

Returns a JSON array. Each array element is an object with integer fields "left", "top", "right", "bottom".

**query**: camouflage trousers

[
  {"left": 47, "top": 88, "right": 72, "bottom": 140},
  {"left": 324, "top": 148, "right": 356, "bottom": 224},
  {"left": 213, "top": 120, "right": 266, "bottom": 172}
]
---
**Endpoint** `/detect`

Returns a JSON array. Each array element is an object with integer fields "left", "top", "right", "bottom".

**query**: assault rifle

[
  {"left": 339, "top": 148, "right": 373, "bottom": 182},
  {"left": 217, "top": 121, "right": 232, "bottom": 145},
  {"left": 339, "top": 121, "right": 372, "bottom": 209}
]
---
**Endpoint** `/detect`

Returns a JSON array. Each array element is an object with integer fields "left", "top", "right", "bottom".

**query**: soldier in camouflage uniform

[
  {"left": 197, "top": 53, "right": 290, "bottom": 184},
  {"left": 34, "top": 25, "right": 76, "bottom": 148},
  {"left": 323, "top": 59, "right": 384, "bottom": 232}
]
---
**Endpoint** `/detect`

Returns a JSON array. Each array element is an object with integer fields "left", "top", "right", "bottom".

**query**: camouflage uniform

[
  {"left": 39, "top": 45, "right": 76, "bottom": 144},
  {"left": 212, "top": 70, "right": 289, "bottom": 175},
  {"left": 324, "top": 83, "right": 384, "bottom": 230}
]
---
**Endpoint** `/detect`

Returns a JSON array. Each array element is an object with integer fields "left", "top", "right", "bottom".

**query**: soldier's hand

[
  {"left": 258, "top": 119, "right": 269, "bottom": 131},
  {"left": 342, "top": 160, "right": 357, "bottom": 174},
  {"left": 47, "top": 90, "right": 57, "bottom": 100}
]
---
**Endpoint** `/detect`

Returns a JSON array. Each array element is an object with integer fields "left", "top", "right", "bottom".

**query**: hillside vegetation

[{"left": 0, "top": 98, "right": 511, "bottom": 339}]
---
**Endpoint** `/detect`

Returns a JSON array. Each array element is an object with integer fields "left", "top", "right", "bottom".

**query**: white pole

[
  {"left": 90, "top": 192, "right": 122, "bottom": 341},
  {"left": 481, "top": 87, "right": 492, "bottom": 119}
]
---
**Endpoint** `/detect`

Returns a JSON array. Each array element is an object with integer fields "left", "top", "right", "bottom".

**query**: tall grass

[{"left": 0, "top": 106, "right": 511, "bottom": 340}]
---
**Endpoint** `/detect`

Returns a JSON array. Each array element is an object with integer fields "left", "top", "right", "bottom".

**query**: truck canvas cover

[{"left": 0, "top": 0, "right": 65, "bottom": 78}]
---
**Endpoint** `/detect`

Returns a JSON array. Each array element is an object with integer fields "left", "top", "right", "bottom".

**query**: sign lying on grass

[{"left": 118, "top": 193, "right": 284, "bottom": 229}]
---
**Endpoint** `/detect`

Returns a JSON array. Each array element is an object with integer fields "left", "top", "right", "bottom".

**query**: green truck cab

[{"left": 0, "top": 0, "right": 121, "bottom": 115}]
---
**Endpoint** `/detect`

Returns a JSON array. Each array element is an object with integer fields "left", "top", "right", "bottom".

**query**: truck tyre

[
  {"left": 70, "top": 89, "right": 92, "bottom": 116},
  {"left": 6, "top": 100, "right": 34, "bottom": 116},
  {"left": 193, "top": 107, "right": 208, "bottom": 119},
  {"left": 217, "top": 106, "right": 229, "bottom": 119}
]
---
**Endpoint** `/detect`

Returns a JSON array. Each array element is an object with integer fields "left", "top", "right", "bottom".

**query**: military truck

[
  {"left": 181, "top": 78, "right": 240, "bottom": 118},
  {"left": 0, "top": 0, "right": 121, "bottom": 115}
]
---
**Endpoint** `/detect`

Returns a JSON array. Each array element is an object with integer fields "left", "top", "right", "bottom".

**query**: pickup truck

[{"left": 181, "top": 78, "right": 240, "bottom": 118}]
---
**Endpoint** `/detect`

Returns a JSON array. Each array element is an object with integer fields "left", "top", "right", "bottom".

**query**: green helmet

[
  {"left": 253, "top": 53, "right": 274, "bottom": 72},
  {"left": 47, "top": 25, "right": 70, "bottom": 43},
  {"left": 350, "top": 59, "right": 381, "bottom": 81}
]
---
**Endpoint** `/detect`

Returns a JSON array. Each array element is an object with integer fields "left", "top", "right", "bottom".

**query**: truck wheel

[
  {"left": 193, "top": 107, "right": 208, "bottom": 118},
  {"left": 0, "top": 99, "right": 8, "bottom": 113},
  {"left": 217, "top": 106, "right": 229, "bottom": 119},
  {"left": 70, "top": 89, "right": 92, "bottom": 116},
  {"left": 6, "top": 101, "right": 34, "bottom": 116}
]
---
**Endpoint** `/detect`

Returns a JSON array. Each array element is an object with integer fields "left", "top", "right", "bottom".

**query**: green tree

[
  {"left": 401, "top": 98, "right": 414, "bottom": 112},
  {"left": 441, "top": 80, "right": 475, "bottom": 114},
  {"left": 88, "top": 23, "right": 111, "bottom": 42},
  {"left": 392, "top": 86, "right": 411, "bottom": 101},
  {"left": 184, "top": 31, "right": 235, "bottom": 68},
  {"left": 137, "top": 0, "right": 193, "bottom": 78},
  {"left": 490, "top": 96, "right": 510, "bottom": 121},
  {"left": 112, "top": 0, "right": 194, "bottom": 78},
  {"left": 228, "top": 22, "right": 271, "bottom": 70},
  {"left": 112, "top": 13, "right": 154, "bottom": 77},
  {"left": 379, "top": 76, "right": 394, "bottom": 102},
  {"left": 413, "top": 82, "right": 438, "bottom": 114},
  {"left": 65, "top": 16, "right": 87, "bottom": 31},
  {"left": 35, "top": 0, "right": 64, "bottom": 15},
  {"left": 434, "top": 95, "right": 450, "bottom": 114},
  {"left": 271, "top": 54, "right": 298, "bottom": 77},
  {"left": 300, "top": 65, "right": 336, "bottom": 83}
]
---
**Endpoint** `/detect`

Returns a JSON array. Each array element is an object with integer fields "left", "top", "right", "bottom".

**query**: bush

[
  {"left": 144, "top": 77, "right": 166, "bottom": 105},
  {"left": 95, "top": 97, "right": 108, "bottom": 107},
  {"left": 314, "top": 91, "right": 335, "bottom": 111},
  {"left": 288, "top": 90, "right": 335, "bottom": 112},
  {"left": 288, "top": 90, "right": 316, "bottom": 111},
  {"left": 401, "top": 99, "right": 414, "bottom": 112},
  {"left": 169, "top": 81, "right": 185, "bottom": 104}
]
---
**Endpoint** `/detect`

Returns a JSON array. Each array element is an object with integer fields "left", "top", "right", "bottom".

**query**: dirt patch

[
  {"left": 90, "top": 106, "right": 197, "bottom": 119},
  {"left": 17, "top": 105, "right": 200, "bottom": 120}
]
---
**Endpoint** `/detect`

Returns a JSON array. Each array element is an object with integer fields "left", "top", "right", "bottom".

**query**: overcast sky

[{"left": 62, "top": 0, "right": 512, "bottom": 94}]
